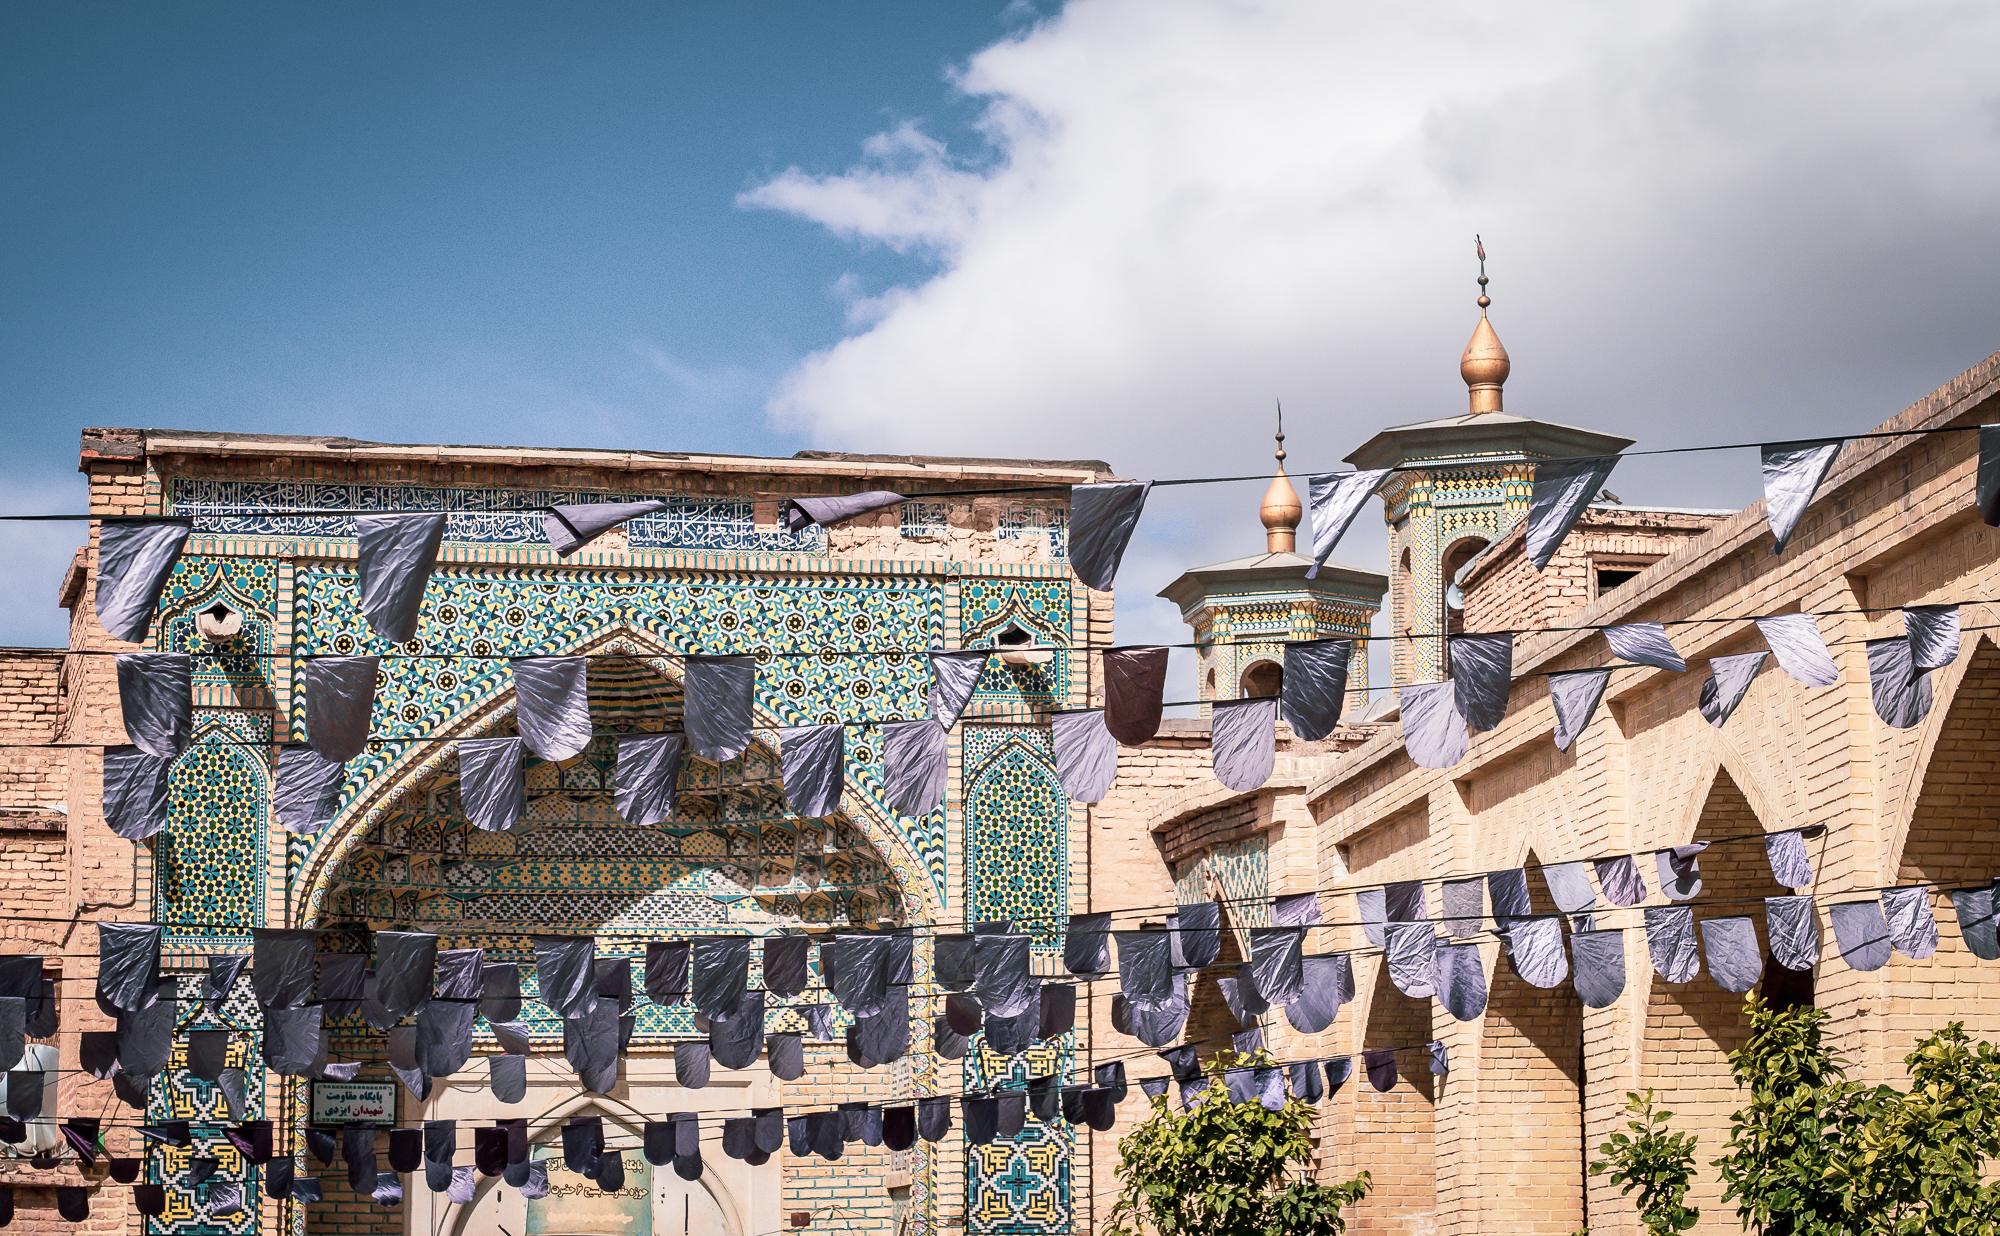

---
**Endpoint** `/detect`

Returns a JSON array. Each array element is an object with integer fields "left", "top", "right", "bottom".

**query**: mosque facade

[{"left": 1, "top": 302, "right": 1999, "bottom": 1236}]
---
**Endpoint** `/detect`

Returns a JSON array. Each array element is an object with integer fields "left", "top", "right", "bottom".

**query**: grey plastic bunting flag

[
  {"left": 275, "top": 743, "right": 346, "bottom": 835},
  {"left": 1488, "top": 869, "right": 1532, "bottom": 923},
  {"left": 97, "top": 922, "right": 161, "bottom": 1014},
  {"left": 93, "top": 519, "right": 192, "bottom": 643},
  {"left": 1068, "top": 481, "right": 1151, "bottom": 591},
  {"left": 1103, "top": 647, "right": 1169, "bottom": 746},
  {"left": 355, "top": 513, "right": 447, "bottom": 642},
  {"left": 251, "top": 928, "right": 315, "bottom": 1009},
  {"left": 1571, "top": 929, "right": 1626, "bottom": 1008},
  {"left": 778, "top": 725, "right": 843, "bottom": 818},
  {"left": 1247, "top": 927, "right": 1306, "bottom": 1006},
  {"left": 1764, "top": 829, "right": 1814, "bottom": 888},
  {"left": 1385, "top": 923, "right": 1438, "bottom": 999},
  {"left": 1542, "top": 862, "right": 1597, "bottom": 915},
  {"left": 1603, "top": 622, "right": 1687, "bottom": 672},
  {"left": 1211, "top": 697, "right": 1277, "bottom": 792},
  {"left": 1385, "top": 880, "right": 1428, "bottom": 922},
  {"left": 674, "top": 1042, "right": 711, "bottom": 1090},
  {"left": 1656, "top": 844, "right": 1708, "bottom": 901},
  {"left": 534, "top": 935, "right": 598, "bottom": 1021},
  {"left": 1433, "top": 942, "right": 1486, "bottom": 1021},
  {"left": 489, "top": 1054, "right": 526, "bottom": 1103},
  {"left": 1982, "top": 424, "right": 2000, "bottom": 526},
  {"left": 684, "top": 656, "right": 754, "bottom": 763},
  {"left": 1593, "top": 855, "right": 1647, "bottom": 907},
  {"left": 1699, "top": 653, "right": 1766, "bottom": 727},
  {"left": 1766, "top": 896, "right": 1821, "bottom": 971},
  {"left": 1401, "top": 680, "right": 1469, "bottom": 769},
  {"left": 1700, "top": 917, "right": 1764, "bottom": 992},
  {"left": 1905, "top": 605, "right": 1961, "bottom": 669},
  {"left": 974, "top": 934, "right": 1036, "bottom": 1018},
  {"left": 1280, "top": 639, "right": 1353, "bottom": 739},
  {"left": 542, "top": 501, "right": 669, "bottom": 556},
  {"left": 613, "top": 733, "right": 683, "bottom": 826},
  {"left": 1364, "top": 1048, "right": 1397, "bottom": 1092},
  {"left": 1755, "top": 614, "right": 1838, "bottom": 687},
  {"left": 1441, "top": 878, "right": 1485, "bottom": 938},
  {"left": 825, "top": 934, "right": 892, "bottom": 1017},
  {"left": 1760, "top": 439, "right": 1843, "bottom": 554},
  {"left": 1951, "top": 884, "right": 2000, "bottom": 962},
  {"left": 1306, "top": 470, "right": 1391, "bottom": 579},
  {"left": 101, "top": 746, "right": 172, "bottom": 840},
  {"left": 1174, "top": 901, "right": 1222, "bottom": 968},
  {"left": 763, "top": 936, "right": 809, "bottom": 1000},
  {"left": 1550, "top": 668, "right": 1611, "bottom": 753},
  {"left": 784, "top": 491, "right": 904, "bottom": 533},
  {"left": 1051, "top": 710, "right": 1117, "bottom": 803},
  {"left": 882, "top": 718, "right": 948, "bottom": 817},
  {"left": 303, "top": 656, "right": 378, "bottom": 763},
  {"left": 1272, "top": 892, "right": 1321, "bottom": 928},
  {"left": 1356, "top": 887, "right": 1386, "bottom": 947},
  {"left": 458, "top": 737, "right": 525, "bottom": 832},
  {"left": 1285, "top": 956, "right": 1351, "bottom": 1033},
  {"left": 690, "top": 936, "right": 750, "bottom": 1022},
  {"left": 116, "top": 652, "right": 192, "bottom": 759},
  {"left": 1527, "top": 456, "right": 1620, "bottom": 570},
  {"left": 928, "top": 650, "right": 988, "bottom": 728},
  {"left": 1449, "top": 632, "right": 1513, "bottom": 732},
  {"left": 1219, "top": 970, "right": 1267, "bottom": 1026},
  {"left": 710, "top": 990, "right": 766, "bottom": 1070},
  {"left": 1509, "top": 917, "right": 1569, "bottom": 989},
  {"left": 1881, "top": 887, "right": 1939, "bottom": 959},
  {"left": 1830, "top": 900, "right": 1892, "bottom": 972},
  {"left": 511, "top": 658, "right": 592, "bottom": 761},
  {"left": 375, "top": 933, "right": 438, "bottom": 1020},
  {"left": 1065, "top": 913, "right": 1111, "bottom": 976},
  {"left": 1866, "top": 637, "right": 1932, "bottom": 729},
  {"left": 769, "top": 1033, "right": 805, "bottom": 1079}
]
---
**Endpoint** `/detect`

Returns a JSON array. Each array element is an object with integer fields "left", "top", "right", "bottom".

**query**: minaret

[
  {"left": 1343, "top": 239, "right": 1633, "bottom": 686},
  {"left": 1259, "top": 407, "right": 1303, "bottom": 552},
  {"left": 1158, "top": 407, "right": 1386, "bottom": 717}
]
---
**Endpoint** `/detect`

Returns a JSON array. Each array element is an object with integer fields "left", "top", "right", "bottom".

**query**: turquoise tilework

[
  {"left": 961, "top": 727, "right": 1067, "bottom": 946},
  {"left": 962, "top": 1039, "right": 1073, "bottom": 1235},
  {"left": 156, "top": 711, "right": 269, "bottom": 931},
  {"left": 146, "top": 976, "right": 263, "bottom": 1235}
]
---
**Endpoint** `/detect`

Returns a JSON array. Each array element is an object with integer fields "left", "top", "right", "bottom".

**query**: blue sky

[
  {"left": 6, "top": 0, "right": 1999, "bottom": 661},
  {"left": 1, "top": 2, "right": 1037, "bottom": 641}
]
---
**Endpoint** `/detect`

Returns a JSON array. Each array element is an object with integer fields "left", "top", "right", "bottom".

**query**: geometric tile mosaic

[
  {"left": 962, "top": 1039, "right": 1073, "bottom": 1236},
  {"left": 961, "top": 727, "right": 1067, "bottom": 947},
  {"left": 146, "top": 975, "right": 263, "bottom": 1236},
  {"left": 156, "top": 710, "right": 270, "bottom": 935}
]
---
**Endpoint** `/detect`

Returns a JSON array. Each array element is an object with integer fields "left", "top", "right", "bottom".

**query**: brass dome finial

[
  {"left": 1460, "top": 235, "right": 1509, "bottom": 415},
  {"left": 1260, "top": 400, "right": 1302, "bottom": 552}
]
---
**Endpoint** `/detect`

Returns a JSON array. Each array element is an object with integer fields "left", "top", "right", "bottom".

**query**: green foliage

[
  {"left": 1828, "top": 1022, "right": 2000, "bottom": 1234},
  {"left": 1589, "top": 1090, "right": 1700, "bottom": 1235},
  {"left": 1712, "top": 996, "right": 1866, "bottom": 1236},
  {"left": 1104, "top": 1051, "right": 1371, "bottom": 1236}
]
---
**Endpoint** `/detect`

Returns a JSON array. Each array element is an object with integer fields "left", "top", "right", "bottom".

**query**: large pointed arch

[{"left": 289, "top": 623, "right": 941, "bottom": 931}]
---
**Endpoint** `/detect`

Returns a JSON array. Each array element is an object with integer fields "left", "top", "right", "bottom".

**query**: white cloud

[{"left": 745, "top": 0, "right": 2000, "bottom": 657}]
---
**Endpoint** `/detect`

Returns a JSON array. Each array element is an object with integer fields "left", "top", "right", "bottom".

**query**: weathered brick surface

[{"left": 1112, "top": 350, "right": 2000, "bottom": 1236}]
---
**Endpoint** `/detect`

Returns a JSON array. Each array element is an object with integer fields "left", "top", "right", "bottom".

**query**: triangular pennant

[
  {"left": 784, "top": 491, "right": 904, "bottom": 533},
  {"left": 303, "top": 656, "right": 379, "bottom": 763},
  {"left": 1103, "top": 647, "right": 1169, "bottom": 745},
  {"left": 1698, "top": 653, "right": 1766, "bottom": 727},
  {"left": 1280, "top": 639, "right": 1353, "bottom": 740},
  {"left": 355, "top": 513, "right": 448, "bottom": 643},
  {"left": 778, "top": 725, "right": 843, "bottom": 818},
  {"left": 1449, "top": 632, "right": 1513, "bottom": 733},
  {"left": 1068, "top": 481, "right": 1151, "bottom": 591},
  {"left": 115, "top": 652, "right": 192, "bottom": 759},
  {"left": 1549, "top": 668, "right": 1610, "bottom": 752},
  {"left": 1603, "top": 622, "right": 1687, "bottom": 672},
  {"left": 882, "top": 718, "right": 948, "bottom": 816},
  {"left": 1305, "top": 470, "right": 1391, "bottom": 579},
  {"left": 1401, "top": 680, "right": 1469, "bottom": 769},
  {"left": 1754, "top": 614, "right": 1838, "bottom": 687},
  {"left": 1051, "top": 711, "right": 1117, "bottom": 803},
  {"left": 511, "top": 657, "right": 592, "bottom": 761},
  {"left": 928, "top": 650, "right": 988, "bottom": 728},
  {"left": 459, "top": 737, "right": 525, "bottom": 832},
  {"left": 613, "top": 733, "right": 683, "bottom": 826},
  {"left": 1526, "top": 456, "right": 1620, "bottom": 571},
  {"left": 1210, "top": 697, "right": 1277, "bottom": 792},
  {"left": 542, "top": 501, "right": 669, "bottom": 556},
  {"left": 93, "top": 519, "right": 192, "bottom": 643},
  {"left": 1761, "top": 439, "right": 1843, "bottom": 553}
]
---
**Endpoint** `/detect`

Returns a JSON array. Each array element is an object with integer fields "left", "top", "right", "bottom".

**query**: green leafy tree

[
  {"left": 1589, "top": 1090, "right": 1700, "bottom": 1235},
  {"left": 1712, "top": 996, "right": 1867, "bottom": 1236},
  {"left": 1105, "top": 1051, "right": 1371, "bottom": 1236},
  {"left": 1829, "top": 1022, "right": 2000, "bottom": 1234}
]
